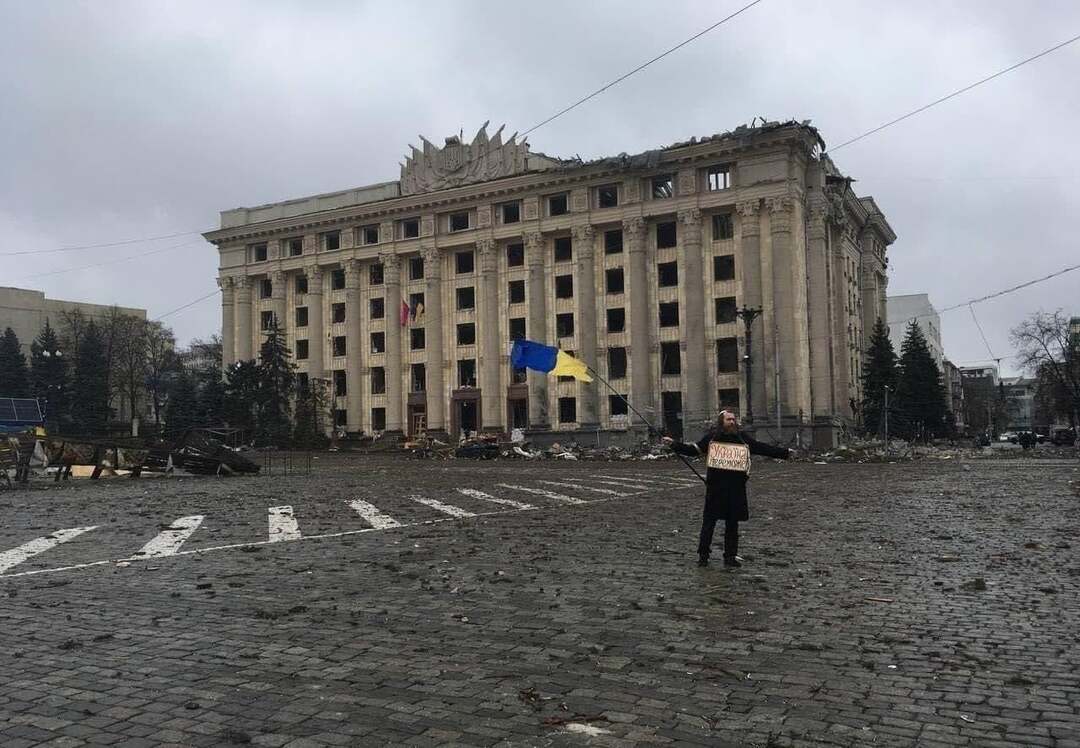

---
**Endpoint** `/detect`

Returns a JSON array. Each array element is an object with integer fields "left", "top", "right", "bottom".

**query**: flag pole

[{"left": 584, "top": 365, "right": 706, "bottom": 484}]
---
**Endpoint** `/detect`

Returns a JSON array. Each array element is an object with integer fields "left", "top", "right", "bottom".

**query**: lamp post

[
  {"left": 736, "top": 306, "right": 763, "bottom": 423},
  {"left": 38, "top": 347, "right": 63, "bottom": 427}
]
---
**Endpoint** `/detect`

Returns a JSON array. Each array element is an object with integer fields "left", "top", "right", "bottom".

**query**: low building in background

[
  {"left": 942, "top": 358, "right": 964, "bottom": 434},
  {"left": 204, "top": 120, "right": 896, "bottom": 447},
  {"left": 1001, "top": 376, "right": 1037, "bottom": 432},
  {"left": 887, "top": 293, "right": 944, "bottom": 372},
  {"left": 960, "top": 365, "right": 1000, "bottom": 436}
]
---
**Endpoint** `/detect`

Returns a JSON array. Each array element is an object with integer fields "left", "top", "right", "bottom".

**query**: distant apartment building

[
  {"left": 1001, "top": 376, "right": 1037, "bottom": 432},
  {"left": 888, "top": 293, "right": 944, "bottom": 372},
  {"left": 942, "top": 358, "right": 964, "bottom": 433}
]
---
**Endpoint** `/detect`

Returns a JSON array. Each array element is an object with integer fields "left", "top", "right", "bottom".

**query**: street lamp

[{"left": 736, "top": 306, "right": 763, "bottom": 423}]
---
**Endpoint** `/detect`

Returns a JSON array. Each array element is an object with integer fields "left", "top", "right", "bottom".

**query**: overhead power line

[
  {"left": 154, "top": 289, "right": 220, "bottom": 322},
  {"left": 0, "top": 230, "right": 201, "bottom": 256},
  {"left": 830, "top": 32, "right": 1080, "bottom": 152},
  {"left": 939, "top": 261, "right": 1080, "bottom": 312},
  {"left": 521, "top": 0, "right": 766, "bottom": 137},
  {"left": 15, "top": 239, "right": 203, "bottom": 281}
]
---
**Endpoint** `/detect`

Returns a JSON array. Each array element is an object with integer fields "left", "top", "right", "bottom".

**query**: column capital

[
  {"left": 421, "top": 244, "right": 442, "bottom": 274},
  {"left": 344, "top": 259, "right": 363, "bottom": 288},
  {"left": 270, "top": 269, "right": 286, "bottom": 285},
  {"left": 622, "top": 216, "right": 646, "bottom": 238},
  {"left": 217, "top": 276, "right": 234, "bottom": 291},
  {"left": 767, "top": 196, "right": 794, "bottom": 234},
  {"left": 737, "top": 200, "right": 761, "bottom": 238},
  {"left": 234, "top": 275, "right": 251, "bottom": 291},
  {"left": 677, "top": 207, "right": 702, "bottom": 226},
  {"left": 477, "top": 238, "right": 497, "bottom": 272},
  {"left": 571, "top": 223, "right": 595, "bottom": 242},
  {"left": 379, "top": 251, "right": 401, "bottom": 284},
  {"left": 306, "top": 264, "right": 324, "bottom": 288},
  {"left": 523, "top": 231, "right": 543, "bottom": 249}
]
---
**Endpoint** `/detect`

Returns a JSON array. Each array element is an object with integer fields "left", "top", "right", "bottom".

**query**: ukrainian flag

[{"left": 510, "top": 339, "right": 593, "bottom": 383}]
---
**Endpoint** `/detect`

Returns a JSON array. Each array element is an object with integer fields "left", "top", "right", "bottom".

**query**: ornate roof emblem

[{"left": 400, "top": 122, "right": 530, "bottom": 195}]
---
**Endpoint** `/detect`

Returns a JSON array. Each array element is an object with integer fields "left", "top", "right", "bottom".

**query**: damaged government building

[{"left": 204, "top": 119, "right": 894, "bottom": 448}]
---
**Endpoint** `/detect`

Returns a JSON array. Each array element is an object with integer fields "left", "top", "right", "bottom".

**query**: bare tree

[
  {"left": 144, "top": 321, "right": 178, "bottom": 431},
  {"left": 1011, "top": 310, "right": 1080, "bottom": 430},
  {"left": 115, "top": 316, "right": 149, "bottom": 423}
]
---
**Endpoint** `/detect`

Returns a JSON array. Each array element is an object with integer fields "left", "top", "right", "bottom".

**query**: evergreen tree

[
  {"left": 30, "top": 321, "right": 68, "bottom": 429},
  {"left": 70, "top": 321, "right": 111, "bottom": 434},
  {"left": 292, "top": 377, "right": 329, "bottom": 448},
  {"left": 224, "top": 360, "right": 260, "bottom": 436},
  {"left": 860, "top": 318, "right": 898, "bottom": 437},
  {"left": 0, "top": 327, "right": 31, "bottom": 398},
  {"left": 256, "top": 320, "right": 295, "bottom": 446},
  {"left": 163, "top": 366, "right": 200, "bottom": 437},
  {"left": 894, "top": 320, "right": 948, "bottom": 441}
]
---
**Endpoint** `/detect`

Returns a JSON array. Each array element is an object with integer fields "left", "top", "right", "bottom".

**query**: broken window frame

[
  {"left": 554, "top": 274, "right": 574, "bottom": 299},
  {"left": 657, "top": 261, "right": 679, "bottom": 288},
  {"left": 607, "top": 307, "right": 626, "bottom": 333},
  {"left": 370, "top": 297, "right": 385, "bottom": 319},
  {"left": 659, "top": 301, "right": 680, "bottom": 328},
  {"left": 409, "top": 256, "right": 425, "bottom": 280},
  {"left": 252, "top": 243, "right": 268, "bottom": 262},
  {"left": 712, "top": 213, "right": 734, "bottom": 241},
  {"left": 558, "top": 397, "right": 577, "bottom": 424},
  {"left": 660, "top": 342, "right": 681, "bottom": 376},
  {"left": 716, "top": 338, "right": 739, "bottom": 373},
  {"left": 323, "top": 231, "right": 341, "bottom": 252},
  {"left": 371, "top": 367, "right": 387, "bottom": 394},
  {"left": 260, "top": 310, "right": 275, "bottom": 330},
  {"left": 362, "top": 225, "right": 379, "bottom": 245},
  {"left": 456, "top": 286, "right": 475, "bottom": 311},
  {"left": 605, "top": 268, "right": 625, "bottom": 295},
  {"left": 449, "top": 211, "right": 470, "bottom": 233},
  {"left": 506, "top": 242, "right": 525, "bottom": 267},
  {"left": 410, "top": 326, "right": 426, "bottom": 350},
  {"left": 656, "top": 221, "right": 677, "bottom": 249},
  {"left": 553, "top": 236, "right": 572, "bottom": 263},
  {"left": 332, "top": 336, "right": 347, "bottom": 357},
  {"left": 607, "top": 346, "right": 627, "bottom": 379},
  {"left": 508, "top": 279, "right": 526, "bottom": 305},
  {"left": 548, "top": 193, "right": 569, "bottom": 216},
  {"left": 597, "top": 184, "right": 619, "bottom": 209},
  {"left": 651, "top": 175, "right": 674, "bottom": 200},
  {"left": 295, "top": 339, "right": 309, "bottom": 360},
  {"left": 400, "top": 218, "right": 420, "bottom": 240},
  {"left": 371, "top": 407, "right": 386, "bottom": 430},
  {"left": 295, "top": 306, "right": 309, "bottom": 328},
  {"left": 706, "top": 165, "right": 731, "bottom": 192},
  {"left": 458, "top": 359, "right": 477, "bottom": 388},
  {"left": 369, "top": 263, "right": 384, "bottom": 286},
  {"left": 715, "top": 297, "right": 738, "bottom": 324},
  {"left": 260, "top": 279, "right": 273, "bottom": 299},
  {"left": 456, "top": 322, "right": 476, "bottom": 346},
  {"left": 501, "top": 201, "right": 521, "bottom": 224},
  {"left": 411, "top": 363, "right": 426, "bottom": 392},
  {"left": 295, "top": 275, "right": 308, "bottom": 295},
  {"left": 509, "top": 317, "right": 526, "bottom": 341},
  {"left": 287, "top": 238, "right": 303, "bottom": 257},
  {"left": 331, "top": 303, "right": 346, "bottom": 324},
  {"left": 370, "top": 331, "right": 385, "bottom": 353},
  {"left": 609, "top": 394, "right": 629, "bottom": 416},
  {"left": 714, "top": 254, "right": 736, "bottom": 281},
  {"left": 456, "top": 250, "right": 474, "bottom": 275},
  {"left": 556, "top": 312, "right": 575, "bottom": 339},
  {"left": 604, "top": 229, "right": 623, "bottom": 254}
]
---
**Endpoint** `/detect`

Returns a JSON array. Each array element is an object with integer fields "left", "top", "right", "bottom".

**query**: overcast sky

[{"left": 2, "top": 0, "right": 1077, "bottom": 376}]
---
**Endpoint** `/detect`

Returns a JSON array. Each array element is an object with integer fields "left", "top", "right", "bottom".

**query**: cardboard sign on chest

[{"left": 706, "top": 441, "right": 751, "bottom": 474}]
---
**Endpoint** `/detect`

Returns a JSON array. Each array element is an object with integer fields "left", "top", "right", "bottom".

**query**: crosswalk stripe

[
  {"left": 348, "top": 499, "right": 401, "bottom": 529},
  {"left": 623, "top": 472, "right": 701, "bottom": 485},
  {"left": 136, "top": 515, "right": 204, "bottom": 558},
  {"left": 456, "top": 488, "right": 535, "bottom": 510},
  {"left": 0, "top": 526, "right": 98, "bottom": 574},
  {"left": 268, "top": 505, "right": 301, "bottom": 542},
  {"left": 410, "top": 496, "right": 475, "bottom": 518},
  {"left": 574, "top": 475, "right": 653, "bottom": 489},
  {"left": 537, "top": 480, "right": 628, "bottom": 496},
  {"left": 495, "top": 483, "right": 586, "bottom": 505}
]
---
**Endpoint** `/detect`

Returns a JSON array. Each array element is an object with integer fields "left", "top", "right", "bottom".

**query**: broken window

[
  {"left": 296, "top": 373, "right": 309, "bottom": 391},
  {"left": 509, "top": 317, "right": 526, "bottom": 340},
  {"left": 260, "top": 279, "right": 272, "bottom": 299},
  {"left": 651, "top": 175, "right": 673, "bottom": 199},
  {"left": 608, "top": 347, "right": 627, "bottom": 378},
  {"left": 401, "top": 218, "right": 420, "bottom": 239},
  {"left": 607, "top": 307, "right": 626, "bottom": 333},
  {"left": 458, "top": 359, "right": 476, "bottom": 388},
  {"left": 333, "top": 370, "right": 347, "bottom": 397},
  {"left": 295, "top": 275, "right": 308, "bottom": 295},
  {"left": 410, "top": 327, "right": 425, "bottom": 350},
  {"left": 370, "top": 331, "right": 385, "bottom": 353},
  {"left": 717, "top": 338, "right": 739, "bottom": 373},
  {"left": 553, "top": 236, "right": 572, "bottom": 262},
  {"left": 370, "top": 297, "right": 385, "bottom": 319},
  {"left": 332, "top": 336, "right": 346, "bottom": 357},
  {"left": 658, "top": 261, "right": 678, "bottom": 287},
  {"left": 369, "top": 263, "right": 384, "bottom": 286},
  {"left": 253, "top": 243, "right": 268, "bottom": 262},
  {"left": 295, "top": 307, "right": 308, "bottom": 328},
  {"left": 408, "top": 292, "right": 425, "bottom": 323},
  {"left": 597, "top": 184, "right": 618, "bottom": 209},
  {"left": 449, "top": 212, "right": 470, "bottom": 232},
  {"left": 332, "top": 303, "right": 346, "bottom": 324},
  {"left": 456, "top": 250, "right": 474, "bottom": 275},
  {"left": 661, "top": 342, "right": 681, "bottom": 375},
  {"left": 558, "top": 350, "right": 576, "bottom": 382},
  {"left": 707, "top": 165, "right": 731, "bottom": 191},
  {"left": 508, "top": 279, "right": 526, "bottom": 304},
  {"left": 323, "top": 231, "right": 341, "bottom": 251},
  {"left": 411, "top": 363, "right": 426, "bottom": 392},
  {"left": 548, "top": 193, "right": 568, "bottom": 216},
  {"left": 659, "top": 301, "right": 679, "bottom": 327},
  {"left": 555, "top": 274, "right": 574, "bottom": 299},
  {"left": 506, "top": 243, "right": 524, "bottom": 267},
  {"left": 556, "top": 313, "right": 575, "bottom": 338},
  {"left": 511, "top": 368, "right": 527, "bottom": 385},
  {"left": 456, "top": 286, "right": 475, "bottom": 310},
  {"left": 656, "top": 221, "right": 677, "bottom": 249},
  {"left": 295, "top": 339, "right": 309, "bottom": 360},
  {"left": 715, "top": 297, "right": 737, "bottom": 324},
  {"left": 331, "top": 269, "right": 345, "bottom": 290},
  {"left": 718, "top": 388, "right": 740, "bottom": 413},
  {"left": 558, "top": 397, "right": 577, "bottom": 424},
  {"left": 362, "top": 225, "right": 379, "bottom": 245},
  {"left": 457, "top": 323, "right": 476, "bottom": 346},
  {"left": 606, "top": 268, "right": 624, "bottom": 295},
  {"left": 260, "top": 311, "right": 274, "bottom": 330},
  {"left": 287, "top": 238, "right": 303, "bottom": 257},
  {"left": 501, "top": 202, "right": 521, "bottom": 224},
  {"left": 714, "top": 254, "right": 736, "bottom": 281},
  {"left": 371, "top": 367, "right": 386, "bottom": 394},
  {"left": 335, "top": 409, "right": 347, "bottom": 427},
  {"left": 409, "top": 256, "right": 424, "bottom": 280},
  {"left": 712, "top": 213, "right": 734, "bottom": 240},
  {"left": 609, "top": 394, "right": 628, "bottom": 415},
  {"left": 604, "top": 229, "right": 623, "bottom": 254},
  {"left": 371, "top": 407, "right": 386, "bottom": 430}
]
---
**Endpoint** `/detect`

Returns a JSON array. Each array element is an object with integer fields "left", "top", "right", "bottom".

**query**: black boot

[
  {"left": 697, "top": 555, "right": 709, "bottom": 567},
  {"left": 723, "top": 557, "right": 742, "bottom": 568}
]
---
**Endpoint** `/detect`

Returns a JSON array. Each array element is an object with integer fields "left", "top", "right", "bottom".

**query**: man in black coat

[{"left": 663, "top": 410, "right": 790, "bottom": 567}]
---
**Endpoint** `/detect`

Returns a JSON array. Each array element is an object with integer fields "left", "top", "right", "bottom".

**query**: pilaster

[
  {"left": 380, "top": 251, "right": 404, "bottom": 433},
  {"left": 624, "top": 217, "right": 652, "bottom": 431},
  {"left": 736, "top": 200, "right": 765, "bottom": 421},
  {"left": 344, "top": 259, "right": 364, "bottom": 432},
  {"left": 218, "top": 276, "right": 235, "bottom": 370},
  {"left": 477, "top": 238, "right": 502, "bottom": 431},
  {"left": 234, "top": 276, "right": 253, "bottom": 363},
  {"left": 422, "top": 244, "right": 446, "bottom": 434},
  {"left": 677, "top": 208, "right": 706, "bottom": 431},
  {"left": 572, "top": 224, "right": 598, "bottom": 427},
  {"left": 305, "top": 266, "right": 325, "bottom": 382},
  {"left": 525, "top": 231, "right": 548, "bottom": 428}
]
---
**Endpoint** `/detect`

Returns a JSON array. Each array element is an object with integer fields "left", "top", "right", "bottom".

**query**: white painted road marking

[
  {"left": 137, "top": 515, "right": 205, "bottom": 557},
  {"left": 410, "top": 496, "right": 475, "bottom": 518},
  {"left": 0, "top": 526, "right": 97, "bottom": 574},
  {"left": 268, "top": 505, "right": 301, "bottom": 542},
  {"left": 495, "top": 483, "right": 586, "bottom": 504},
  {"left": 456, "top": 488, "right": 535, "bottom": 510},
  {"left": 623, "top": 472, "right": 701, "bottom": 486},
  {"left": 348, "top": 499, "right": 401, "bottom": 529},
  {"left": 537, "top": 480, "right": 628, "bottom": 496}
]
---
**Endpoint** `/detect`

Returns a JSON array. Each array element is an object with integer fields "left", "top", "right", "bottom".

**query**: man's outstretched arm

[{"left": 745, "top": 437, "right": 790, "bottom": 460}]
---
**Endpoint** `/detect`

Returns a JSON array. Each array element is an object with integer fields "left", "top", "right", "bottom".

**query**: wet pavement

[{"left": 1, "top": 454, "right": 1078, "bottom": 747}]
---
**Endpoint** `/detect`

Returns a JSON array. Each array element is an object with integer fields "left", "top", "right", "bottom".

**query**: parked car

[{"left": 998, "top": 431, "right": 1018, "bottom": 443}]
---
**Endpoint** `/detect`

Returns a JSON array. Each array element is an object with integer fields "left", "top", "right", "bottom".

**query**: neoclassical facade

[{"left": 204, "top": 120, "right": 894, "bottom": 446}]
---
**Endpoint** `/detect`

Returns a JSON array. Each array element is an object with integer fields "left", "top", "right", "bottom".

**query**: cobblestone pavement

[{"left": 1, "top": 455, "right": 1078, "bottom": 747}]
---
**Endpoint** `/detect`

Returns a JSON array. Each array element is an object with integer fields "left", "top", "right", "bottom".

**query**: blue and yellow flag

[{"left": 510, "top": 339, "right": 593, "bottom": 383}]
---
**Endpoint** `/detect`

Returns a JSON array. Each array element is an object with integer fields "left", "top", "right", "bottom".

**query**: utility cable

[
  {"left": 521, "top": 0, "right": 766, "bottom": 137},
  {"left": 0, "top": 230, "right": 201, "bottom": 256},
  {"left": 830, "top": 32, "right": 1080, "bottom": 152},
  {"left": 14, "top": 239, "right": 203, "bottom": 281},
  {"left": 968, "top": 304, "right": 996, "bottom": 361},
  {"left": 154, "top": 289, "right": 220, "bottom": 322}
]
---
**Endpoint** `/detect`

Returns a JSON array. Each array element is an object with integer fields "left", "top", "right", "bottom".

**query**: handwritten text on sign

[{"left": 706, "top": 441, "right": 751, "bottom": 473}]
